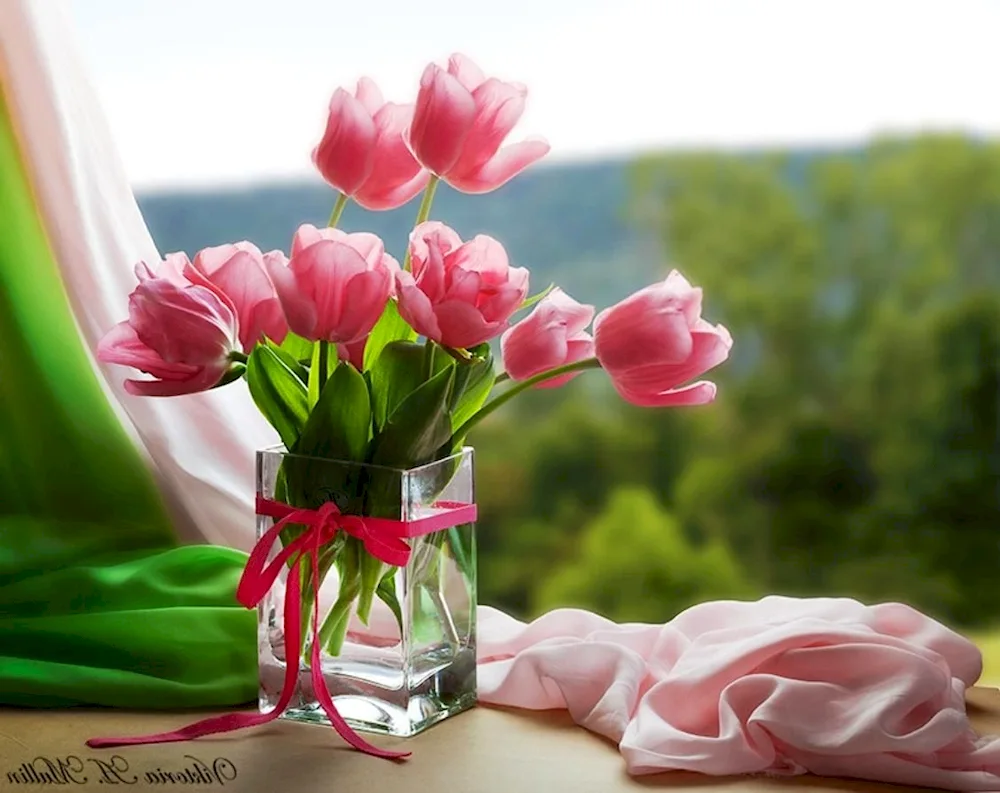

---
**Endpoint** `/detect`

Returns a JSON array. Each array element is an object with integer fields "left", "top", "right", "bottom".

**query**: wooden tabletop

[{"left": 2, "top": 688, "right": 998, "bottom": 792}]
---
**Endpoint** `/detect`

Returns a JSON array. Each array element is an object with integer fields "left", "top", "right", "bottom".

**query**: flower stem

[
  {"left": 319, "top": 542, "right": 362, "bottom": 655},
  {"left": 327, "top": 192, "right": 348, "bottom": 228},
  {"left": 440, "top": 345, "right": 472, "bottom": 363},
  {"left": 423, "top": 338, "right": 436, "bottom": 379},
  {"left": 449, "top": 357, "right": 602, "bottom": 443},
  {"left": 402, "top": 176, "right": 440, "bottom": 272},
  {"left": 494, "top": 371, "right": 510, "bottom": 384},
  {"left": 317, "top": 340, "right": 331, "bottom": 385}
]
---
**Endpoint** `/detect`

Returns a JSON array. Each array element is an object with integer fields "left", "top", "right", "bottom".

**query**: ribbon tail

[{"left": 308, "top": 539, "right": 410, "bottom": 760}]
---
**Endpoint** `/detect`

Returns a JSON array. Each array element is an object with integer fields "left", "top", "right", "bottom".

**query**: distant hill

[{"left": 136, "top": 159, "right": 664, "bottom": 309}]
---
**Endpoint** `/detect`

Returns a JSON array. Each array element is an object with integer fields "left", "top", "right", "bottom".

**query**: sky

[{"left": 67, "top": 0, "right": 1000, "bottom": 190}]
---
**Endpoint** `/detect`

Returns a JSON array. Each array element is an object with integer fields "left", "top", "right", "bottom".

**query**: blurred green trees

[{"left": 472, "top": 135, "right": 1000, "bottom": 628}]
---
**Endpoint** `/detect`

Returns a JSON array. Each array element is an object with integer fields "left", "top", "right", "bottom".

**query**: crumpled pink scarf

[{"left": 476, "top": 597, "right": 1000, "bottom": 790}]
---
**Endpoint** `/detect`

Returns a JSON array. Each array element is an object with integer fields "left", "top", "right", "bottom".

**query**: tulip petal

[
  {"left": 128, "top": 281, "right": 236, "bottom": 366},
  {"left": 536, "top": 337, "right": 595, "bottom": 389},
  {"left": 97, "top": 322, "right": 199, "bottom": 379},
  {"left": 125, "top": 367, "right": 226, "bottom": 397},
  {"left": 291, "top": 224, "right": 327, "bottom": 258},
  {"left": 246, "top": 297, "right": 289, "bottom": 347},
  {"left": 446, "top": 138, "right": 550, "bottom": 194},
  {"left": 341, "top": 232, "right": 386, "bottom": 269},
  {"left": 615, "top": 380, "right": 718, "bottom": 408},
  {"left": 542, "top": 288, "right": 595, "bottom": 335},
  {"left": 410, "top": 227, "right": 452, "bottom": 303},
  {"left": 352, "top": 102, "right": 429, "bottom": 211},
  {"left": 594, "top": 300, "right": 694, "bottom": 374},
  {"left": 396, "top": 273, "right": 443, "bottom": 342},
  {"left": 612, "top": 327, "right": 732, "bottom": 396},
  {"left": 433, "top": 300, "right": 505, "bottom": 349},
  {"left": 265, "top": 248, "right": 318, "bottom": 340},
  {"left": 444, "top": 267, "right": 482, "bottom": 305},
  {"left": 408, "top": 64, "right": 476, "bottom": 175},
  {"left": 447, "top": 53, "right": 486, "bottom": 91},
  {"left": 354, "top": 168, "right": 431, "bottom": 211},
  {"left": 447, "top": 78, "right": 527, "bottom": 178},
  {"left": 449, "top": 234, "right": 510, "bottom": 279},
  {"left": 410, "top": 221, "right": 464, "bottom": 261},
  {"left": 312, "top": 88, "right": 377, "bottom": 195},
  {"left": 197, "top": 249, "right": 282, "bottom": 351},
  {"left": 501, "top": 315, "right": 568, "bottom": 382},
  {"left": 292, "top": 241, "right": 369, "bottom": 341},
  {"left": 193, "top": 242, "right": 261, "bottom": 276},
  {"left": 336, "top": 268, "right": 393, "bottom": 344},
  {"left": 355, "top": 76, "right": 385, "bottom": 116},
  {"left": 153, "top": 253, "right": 194, "bottom": 285},
  {"left": 338, "top": 336, "right": 368, "bottom": 370}
]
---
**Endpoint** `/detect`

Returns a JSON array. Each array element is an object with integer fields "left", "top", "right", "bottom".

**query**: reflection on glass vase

[{"left": 256, "top": 446, "right": 477, "bottom": 737}]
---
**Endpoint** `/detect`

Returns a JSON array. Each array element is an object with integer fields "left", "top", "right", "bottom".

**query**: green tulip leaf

[
  {"left": 369, "top": 365, "right": 456, "bottom": 469},
  {"left": 518, "top": 283, "right": 554, "bottom": 312},
  {"left": 284, "top": 361, "right": 372, "bottom": 511},
  {"left": 370, "top": 340, "right": 456, "bottom": 430},
  {"left": 363, "top": 300, "right": 417, "bottom": 372},
  {"left": 449, "top": 344, "right": 496, "bottom": 443},
  {"left": 266, "top": 338, "right": 309, "bottom": 383},
  {"left": 296, "top": 361, "right": 371, "bottom": 464},
  {"left": 369, "top": 341, "right": 425, "bottom": 430},
  {"left": 246, "top": 344, "right": 309, "bottom": 452},
  {"left": 278, "top": 331, "right": 314, "bottom": 365}
]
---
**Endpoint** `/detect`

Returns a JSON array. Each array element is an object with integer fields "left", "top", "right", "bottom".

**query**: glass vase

[{"left": 256, "top": 446, "right": 477, "bottom": 737}]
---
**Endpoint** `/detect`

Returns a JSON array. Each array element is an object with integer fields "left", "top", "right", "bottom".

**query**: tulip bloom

[
  {"left": 265, "top": 224, "right": 397, "bottom": 344},
  {"left": 313, "top": 78, "right": 429, "bottom": 210},
  {"left": 189, "top": 242, "right": 288, "bottom": 351},
  {"left": 407, "top": 54, "right": 549, "bottom": 194},
  {"left": 501, "top": 289, "right": 594, "bottom": 388},
  {"left": 396, "top": 222, "right": 528, "bottom": 349},
  {"left": 593, "top": 270, "right": 732, "bottom": 407},
  {"left": 97, "top": 257, "right": 240, "bottom": 396}
]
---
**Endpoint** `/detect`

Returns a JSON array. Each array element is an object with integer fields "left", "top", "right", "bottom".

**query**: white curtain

[{"left": 0, "top": 0, "right": 270, "bottom": 550}]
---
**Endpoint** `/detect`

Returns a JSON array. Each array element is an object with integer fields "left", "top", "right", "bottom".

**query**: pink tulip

[
  {"left": 396, "top": 221, "right": 529, "bottom": 349},
  {"left": 500, "top": 289, "right": 594, "bottom": 388},
  {"left": 189, "top": 241, "right": 288, "bottom": 352},
  {"left": 407, "top": 54, "right": 550, "bottom": 194},
  {"left": 593, "top": 270, "right": 732, "bottom": 407},
  {"left": 265, "top": 224, "right": 397, "bottom": 344},
  {"left": 313, "top": 78, "right": 430, "bottom": 210},
  {"left": 97, "top": 256, "right": 239, "bottom": 397}
]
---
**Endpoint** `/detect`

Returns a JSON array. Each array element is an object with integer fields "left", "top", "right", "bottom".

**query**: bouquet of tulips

[{"left": 97, "top": 54, "right": 732, "bottom": 658}]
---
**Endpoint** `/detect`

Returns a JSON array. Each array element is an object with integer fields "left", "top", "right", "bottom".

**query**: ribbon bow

[{"left": 87, "top": 495, "right": 476, "bottom": 759}]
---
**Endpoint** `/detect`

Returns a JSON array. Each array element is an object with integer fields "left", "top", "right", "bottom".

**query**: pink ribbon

[{"left": 87, "top": 495, "right": 478, "bottom": 760}]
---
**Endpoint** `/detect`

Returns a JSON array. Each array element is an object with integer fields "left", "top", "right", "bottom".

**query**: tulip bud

[
  {"left": 501, "top": 289, "right": 594, "bottom": 388},
  {"left": 593, "top": 270, "right": 732, "bottom": 407},
  {"left": 98, "top": 256, "right": 240, "bottom": 396},
  {"left": 407, "top": 54, "right": 549, "bottom": 194}
]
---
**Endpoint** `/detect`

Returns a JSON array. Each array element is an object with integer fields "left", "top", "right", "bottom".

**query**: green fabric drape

[{"left": 0, "top": 84, "right": 257, "bottom": 708}]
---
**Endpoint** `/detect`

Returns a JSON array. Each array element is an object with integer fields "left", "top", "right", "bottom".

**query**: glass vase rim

[{"left": 256, "top": 444, "right": 474, "bottom": 476}]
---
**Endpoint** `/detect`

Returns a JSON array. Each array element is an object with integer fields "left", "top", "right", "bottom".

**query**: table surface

[{"left": 2, "top": 689, "right": 997, "bottom": 793}]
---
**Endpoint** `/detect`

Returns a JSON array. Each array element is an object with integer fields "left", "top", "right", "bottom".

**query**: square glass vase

[{"left": 256, "top": 446, "right": 477, "bottom": 738}]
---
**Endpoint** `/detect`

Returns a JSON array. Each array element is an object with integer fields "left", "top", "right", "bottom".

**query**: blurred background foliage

[{"left": 143, "top": 134, "right": 1000, "bottom": 664}]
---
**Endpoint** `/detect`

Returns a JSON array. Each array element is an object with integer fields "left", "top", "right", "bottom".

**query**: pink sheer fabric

[{"left": 478, "top": 597, "right": 1000, "bottom": 790}]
